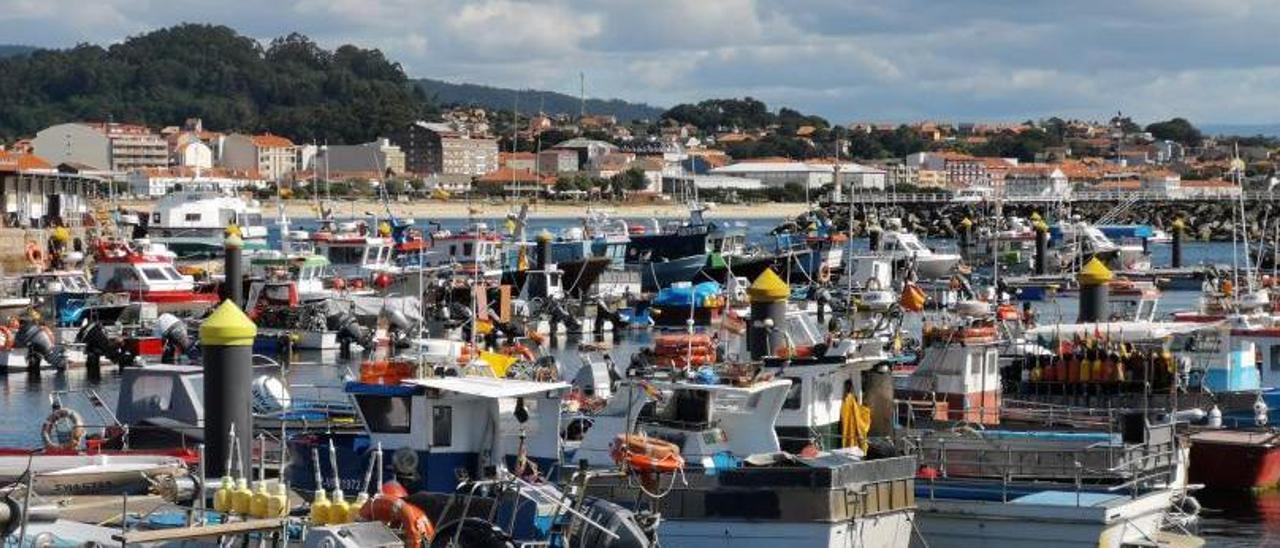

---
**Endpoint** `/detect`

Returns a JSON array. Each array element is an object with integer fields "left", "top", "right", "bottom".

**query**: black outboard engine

[
  {"left": 381, "top": 306, "right": 415, "bottom": 354},
  {"left": 593, "top": 297, "right": 630, "bottom": 334},
  {"left": 76, "top": 321, "right": 138, "bottom": 372},
  {"left": 17, "top": 321, "right": 66, "bottom": 371},
  {"left": 547, "top": 300, "right": 581, "bottom": 335},
  {"left": 153, "top": 313, "right": 192, "bottom": 364},
  {"left": 327, "top": 308, "right": 371, "bottom": 360}
]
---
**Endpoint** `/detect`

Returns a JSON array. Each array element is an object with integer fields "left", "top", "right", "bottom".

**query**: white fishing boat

[
  {"left": 147, "top": 189, "right": 268, "bottom": 257},
  {"left": 877, "top": 225, "right": 961, "bottom": 279},
  {"left": 569, "top": 376, "right": 917, "bottom": 548},
  {"left": 0, "top": 453, "right": 186, "bottom": 496}
]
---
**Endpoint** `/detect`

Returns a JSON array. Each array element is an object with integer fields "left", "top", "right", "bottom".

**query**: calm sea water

[{"left": 0, "top": 217, "right": 1262, "bottom": 544}]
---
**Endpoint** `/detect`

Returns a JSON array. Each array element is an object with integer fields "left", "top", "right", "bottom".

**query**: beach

[{"left": 115, "top": 198, "right": 813, "bottom": 220}]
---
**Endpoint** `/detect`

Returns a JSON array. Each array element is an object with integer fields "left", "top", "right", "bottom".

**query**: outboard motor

[
  {"left": 17, "top": 321, "right": 66, "bottom": 371},
  {"left": 592, "top": 297, "right": 630, "bottom": 334},
  {"left": 547, "top": 300, "right": 581, "bottom": 336},
  {"left": 380, "top": 306, "right": 415, "bottom": 354},
  {"left": 153, "top": 313, "right": 192, "bottom": 364},
  {"left": 76, "top": 321, "right": 138, "bottom": 373},
  {"left": 327, "top": 308, "right": 371, "bottom": 360}
]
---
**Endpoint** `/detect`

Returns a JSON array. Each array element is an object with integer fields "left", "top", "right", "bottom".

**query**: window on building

[{"left": 432, "top": 406, "right": 453, "bottom": 446}]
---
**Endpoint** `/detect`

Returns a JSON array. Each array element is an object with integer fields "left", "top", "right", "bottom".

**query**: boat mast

[{"left": 1235, "top": 142, "right": 1255, "bottom": 294}]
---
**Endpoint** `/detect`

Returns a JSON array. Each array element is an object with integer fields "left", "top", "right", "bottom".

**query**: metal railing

[{"left": 833, "top": 190, "right": 1277, "bottom": 204}]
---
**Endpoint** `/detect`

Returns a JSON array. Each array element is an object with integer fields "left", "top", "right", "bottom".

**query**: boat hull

[
  {"left": 1189, "top": 430, "right": 1280, "bottom": 490},
  {"left": 912, "top": 486, "right": 1172, "bottom": 548},
  {"left": 656, "top": 513, "right": 912, "bottom": 548},
  {"left": 631, "top": 254, "right": 707, "bottom": 292}
]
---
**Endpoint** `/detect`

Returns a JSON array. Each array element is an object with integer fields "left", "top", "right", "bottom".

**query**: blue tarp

[{"left": 653, "top": 281, "right": 722, "bottom": 307}]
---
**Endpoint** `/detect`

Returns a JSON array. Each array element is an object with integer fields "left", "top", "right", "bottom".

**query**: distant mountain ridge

[
  {"left": 0, "top": 45, "right": 38, "bottom": 58},
  {"left": 1200, "top": 123, "right": 1280, "bottom": 138},
  {"left": 415, "top": 78, "right": 666, "bottom": 122}
]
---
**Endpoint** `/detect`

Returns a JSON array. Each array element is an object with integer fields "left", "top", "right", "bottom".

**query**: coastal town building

[
  {"left": 551, "top": 138, "right": 618, "bottom": 170},
  {"left": 31, "top": 122, "right": 169, "bottom": 173},
  {"left": 0, "top": 151, "right": 95, "bottom": 228},
  {"left": 709, "top": 159, "right": 886, "bottom": 191},
  {"left": 314, "top": 139, "right": 407, "bottom": 178},
  {"left": 499, "top": 152, "right": 537, "bottom": 172},
  {"left": 221, "top": 134, "right": 298, "bottom": 181},
  {"left": 475, "top": 167, "right": 552, "bottom": 194},
  {"left": 390, "top": 121, "right": 498, "bottom": 176},
  {"left": 537, "top": 149, "right": 579, "bottom": 174},
  {"left": 127, "top": 167, "right": 267, "bottom": 197},
  {"left": 1003, "top": 164, "right": 1069, "bottom": 197}
]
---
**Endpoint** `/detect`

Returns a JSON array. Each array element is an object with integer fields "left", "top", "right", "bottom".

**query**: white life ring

[{"left": 42, "top": 408, "right": 85, "bottom": 450}]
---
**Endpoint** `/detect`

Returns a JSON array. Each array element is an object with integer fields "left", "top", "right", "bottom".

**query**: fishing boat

[
  {"left": 0, "top": 453, "right": 187, "bottom": 496},
  {"left": 146, "top": 189, "right": 268, "bottom": 257},
  {"left": 91, "top": 240, "right": 219, "bottom": 313},
  {"left": 310, "top": 220, "right": 398, "bottom": 281},
  {"left": 877, "top": 224, "right": 961, "bottom": 280},
  {"left": 569, "top": 375, "right": 917, "bottom": 548},
  {"left": 625, "top": 205, "right": 743, "bottom": 292},
  {"left": 287, "top": 374, "right": 567, "bottom": 493}
]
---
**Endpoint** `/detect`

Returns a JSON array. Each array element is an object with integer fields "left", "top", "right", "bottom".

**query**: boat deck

[{"left": 1190, "top": 429, "right": 1280, "bottom": 448}]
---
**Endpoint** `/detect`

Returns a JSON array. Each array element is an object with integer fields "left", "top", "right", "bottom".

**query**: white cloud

[{"left": 3, "top": 0, "right": 1280, "bottom": 124}]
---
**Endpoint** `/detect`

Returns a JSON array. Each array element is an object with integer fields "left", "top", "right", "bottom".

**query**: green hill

[
  {"left": 415, "top": 78, "right": 664, "bottom": 122},
  {"left": 0, "top": 45, "right": 37, "bottom": 58},
  {"left": 0, "top": 25, "right": 427, "bottom": 143}
]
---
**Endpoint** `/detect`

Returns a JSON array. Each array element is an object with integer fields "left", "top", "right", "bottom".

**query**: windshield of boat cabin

[{"left": 329, "top": 246, "right": 364, "bottom": 265}]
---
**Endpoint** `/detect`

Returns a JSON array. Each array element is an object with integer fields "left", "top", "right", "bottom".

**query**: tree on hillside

[
  {"left": 0, "top": 24, "right": 428, "bottom": 142},
  {"left": 1145, "top": 118, "right": 1203, "bottom": 147}
]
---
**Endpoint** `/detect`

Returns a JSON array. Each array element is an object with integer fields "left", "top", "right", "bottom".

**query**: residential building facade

[
  {"left": 222, "top": 134, "right": 298, "bottom": 181},
  {"left": 32, "top": 122, "right": 168, "bottom": 173},
  {"left": 390, "top": 121, "right": 498, "bottom": 176}
]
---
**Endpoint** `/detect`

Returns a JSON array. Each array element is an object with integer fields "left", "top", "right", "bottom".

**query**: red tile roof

[
  {"left": 0, "top": 151, "right": 53, "bottom": 172},
  {"left": 250, "top": 134, "right": 295, "bottom": 148}
]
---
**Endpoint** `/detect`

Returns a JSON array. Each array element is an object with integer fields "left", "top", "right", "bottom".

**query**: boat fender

[
  {"left": 817, "top": 264, "right": 831, "bottom": 283},
  {"left": 41, "top": 408, "right": 85, "bottom": 450},
  {"left": 0, "top": 326, "right": 13, "bottom": 350},
  {"left": 251, "top": 375, "right": 292, "bottom": 414},
  {"left": 1176, "top": 495, "right": 1202, "bottom": 517}
]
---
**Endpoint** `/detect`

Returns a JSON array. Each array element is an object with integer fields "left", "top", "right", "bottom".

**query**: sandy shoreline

[{"left": 116, "top": 199, "right": 812, "bottom": 220}]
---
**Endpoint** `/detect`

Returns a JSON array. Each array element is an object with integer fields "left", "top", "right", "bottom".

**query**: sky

[{"left": 2, "top": 0, "right": 1280, "bottom": 125}]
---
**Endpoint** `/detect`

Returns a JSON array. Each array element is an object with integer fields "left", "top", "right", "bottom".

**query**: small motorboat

[{"left": 0, "top": 453, "right": 187, "bottom": 496}]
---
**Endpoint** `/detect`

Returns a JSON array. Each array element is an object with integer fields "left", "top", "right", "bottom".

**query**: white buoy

[
  {"left": 1207, "top": 405, "right": 1223, "bottom": 429},
  {"left": 1255, "top": 396, "right": 1269, "bottom": 426}
]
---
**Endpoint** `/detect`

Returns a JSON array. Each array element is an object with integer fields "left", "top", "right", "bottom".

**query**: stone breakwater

[{"left": 822, "top": 200, "right": 1280, "bottom": 242}]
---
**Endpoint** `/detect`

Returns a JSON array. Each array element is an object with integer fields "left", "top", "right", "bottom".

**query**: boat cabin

[
  {"left": 425, "top": 225, "right": 505, "bottom": 276},
  {"left": 248, "top": 254, "right": 332, "bottom": 304},
  {"left": 901, "top": 322, "right": 1002, "bottom": 425},
  {"left": 313, "top": 234, "right": 395, "bottom": 279},
  {"left": 572, "top": 378, "right": 791, "bottom": 468},
  {"left": 22, "top": 271, "right": 129, "bottom": 327},
  {"left": 328, "top": 377, "right": 566, "bottom": 492},
  {"left": 114, "top": 365, "right": 204, "bottom": 438}
]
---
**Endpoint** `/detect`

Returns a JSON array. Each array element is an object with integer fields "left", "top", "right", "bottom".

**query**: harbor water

[{"left": 0, "top": 216, "right": 1267, "bottom": 545}]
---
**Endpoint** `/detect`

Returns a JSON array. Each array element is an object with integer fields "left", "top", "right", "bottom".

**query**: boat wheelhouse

[
  {"left": 288, "top": 376, "right": 567, "bottom": 494},
  {"left": 424, "top": 223, "right": 505, "bottom": 278},
  {"left": 92, "top": 241, "right": 218, "bottom": 313},
  {"left": 878, "top": 228, "right": 961, "bottom": 279},
  {"left": 148, "top": 190, "right": 268, "bottom": 257}
]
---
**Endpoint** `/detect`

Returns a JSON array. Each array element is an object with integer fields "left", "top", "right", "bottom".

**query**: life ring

[
  {"left": 611, "top": 434, "right": 684, "bottom": 474},
  {"left": 25, "top": 243, "right": 45, "bottom": 268},
  {"left": 42, "top": 408, "right": 85, "bottom": 450},
  {"left": 817, "top": 264, "right": 832, "bottom": 283},
  {"left": 0, "top": 326, "right": 14, "bottom": 350}
]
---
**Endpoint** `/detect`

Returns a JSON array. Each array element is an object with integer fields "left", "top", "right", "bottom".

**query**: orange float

[{"left": 611, "top": 434, "right": 684, "bottom": 474}]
